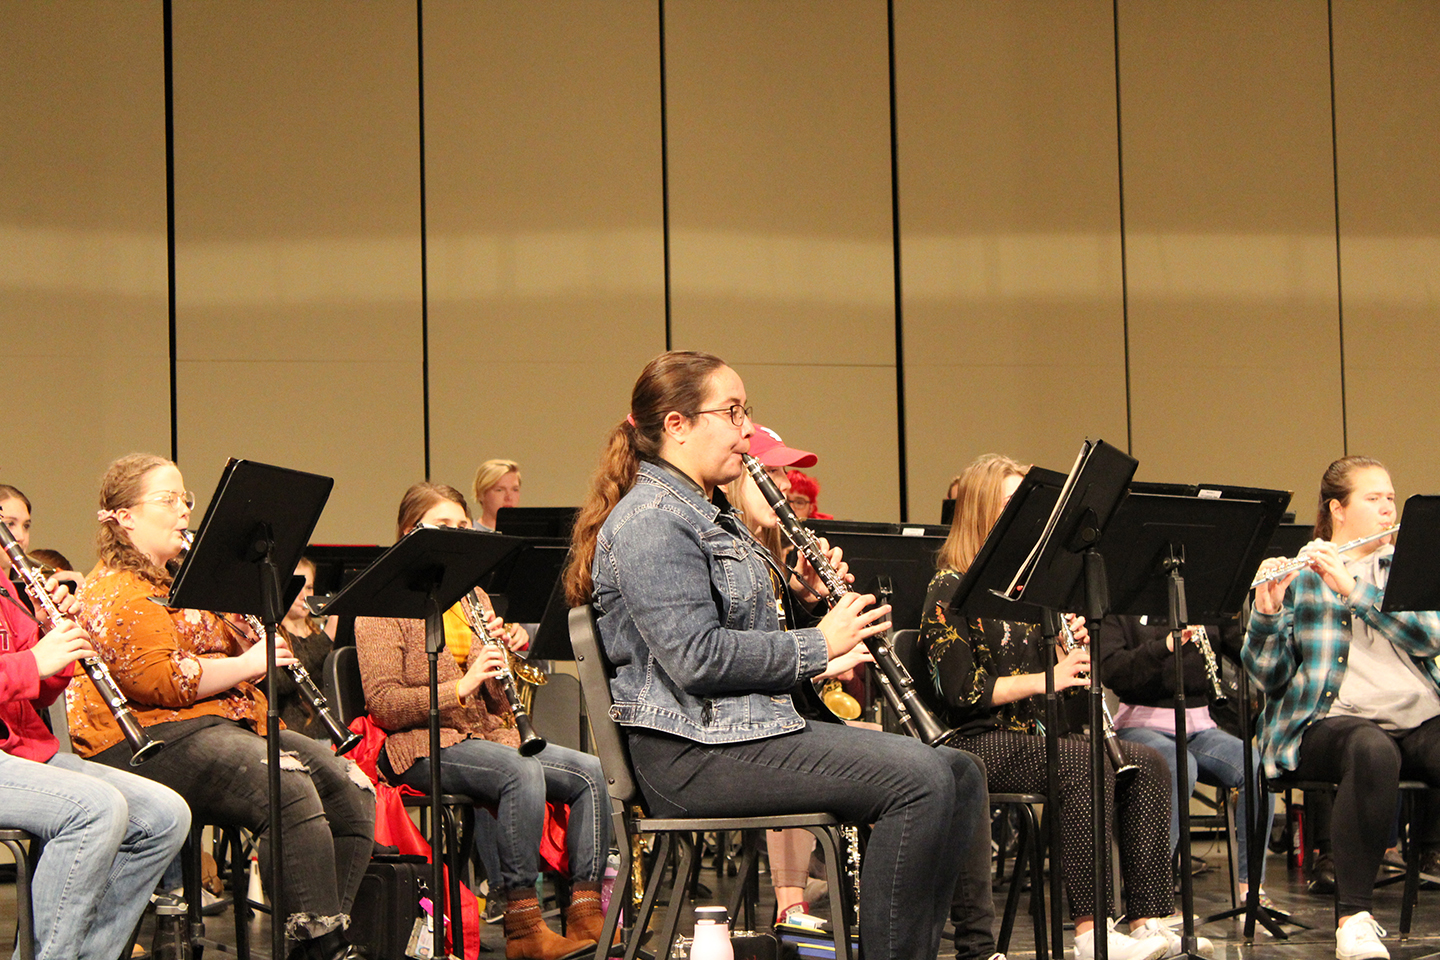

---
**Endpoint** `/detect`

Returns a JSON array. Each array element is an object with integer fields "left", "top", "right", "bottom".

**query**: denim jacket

[{"left": 592, "top": 461, "right": 830, "bottom": 743}]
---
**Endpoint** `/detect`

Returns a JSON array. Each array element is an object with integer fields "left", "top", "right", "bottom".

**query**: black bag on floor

[{"left": 348, "top": 853, "right": 429, "bottom": 960}]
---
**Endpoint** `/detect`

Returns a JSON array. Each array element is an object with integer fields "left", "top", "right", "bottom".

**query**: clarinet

[
  {"left": 741, "top": 455, "right": 960, "bottom": 747},
  {"left": 1058, "top": 618, "right": 1139, "bottom": 784},
  {"left": 176, "top": 532, "right": 360, "bottom": 755},
  {"left": 458, "top": 590, "right": 546, "bottom": 757},
  {"left": 1185, "top": 625, "right": 1229, "bottom": 705},
  {"left": 0, "top": 526, "right": 164, "bottom": 765},
  {"left": 235, "top": 613, "right": 361, "bottom": 755}
]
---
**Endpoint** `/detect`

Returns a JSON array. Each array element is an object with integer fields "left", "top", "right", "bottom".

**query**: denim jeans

[
  {"left": 399, "top": 739, "right": 609, "bottom": 893},
  {"left": 1117, "top": 725, "right": 1271, "bottom": 884},
  {"left": 101, "top": 721, "right": 376, "bottom": 938},
  {"left": 0, "top": 750, "right": 190, "bottom": 960},
  {"left": 627, "top": 722, "right": 984, "bottom": 960}
]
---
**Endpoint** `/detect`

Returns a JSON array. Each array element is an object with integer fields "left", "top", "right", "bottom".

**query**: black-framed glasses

[{"left": 693, "top": 404, "right": 753, "bottom": 426}]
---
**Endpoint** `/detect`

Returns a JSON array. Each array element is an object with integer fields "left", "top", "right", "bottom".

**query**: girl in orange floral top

[{"left": 70, "top": 454, "right": 375, "bottom": 960}]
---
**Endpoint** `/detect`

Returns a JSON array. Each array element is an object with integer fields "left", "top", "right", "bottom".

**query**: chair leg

[
  {"left": 805, "top": 827, "right": 852, "bottom": 960},
  {"left": 996, "top": 805, "right": 1026, "bottom": 955},
  {"left": 1401, "top": 790, "right": 1420, "bottom": 938},
  {"left": 1025, "top": 803, "right": 1049, "bottom": 960},
  {"left": 626, "top": 833, "right": 672, "bottom": 960},
  {"left": 2, "top": 837, "right": 36, "bottom": 960},
  {"left": 654, "top": 835, "right": 699, "bottom": 960},
  {"left": 722, "top": 831, "right": 762, "bottom": 933},
  {"left": 227, "top": 828, "right": 251, "bottom": 960}
]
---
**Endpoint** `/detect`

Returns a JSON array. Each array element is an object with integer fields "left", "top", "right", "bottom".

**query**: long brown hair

[
  {"left": 564, "top": 350, "right": 728, "bottom": 605},
  {"left": 1314, "top": 455, "right": 1387, "bottom": 540},
  {"left": 936, "top": 454, "right": 1028, "bottom": 574},
  {"left": 96, "top": 453, "right": 175, "bottom": 587},
  {"left": 395, "top": 482, "right": 470, "bottom": 541}
]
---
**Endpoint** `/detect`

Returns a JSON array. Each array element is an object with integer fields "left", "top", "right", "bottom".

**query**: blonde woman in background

[{"left": 473, "top": 459, "right": 523, "bottom": 532}]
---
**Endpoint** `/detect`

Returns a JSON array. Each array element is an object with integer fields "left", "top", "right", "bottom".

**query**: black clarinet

[
  {"left": 459, "top": 590, "right": 546, "bottom": 757},
  {"left": 0, "top": 526, "right": 164, "bottom": 764},
  {"left": 742, "top": 455, "right": 960, "bottom": 747},
  {"left": 176, "top": 531, "right": 359, "bottom": 755}
]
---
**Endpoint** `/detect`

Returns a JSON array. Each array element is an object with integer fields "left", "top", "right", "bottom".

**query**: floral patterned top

[
  {"left": 919, "top": 569, "right": 1077, "bottom": 737},
  {"left": 69, "top": 568, "right": 269, "bottom": 757}
]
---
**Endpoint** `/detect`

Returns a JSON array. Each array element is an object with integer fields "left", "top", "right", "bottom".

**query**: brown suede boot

[
  {"left": 565, "top": 881, "right": 619, "bottom": 947},
  {"left": 504, "top": 891, "right": 595, "bottom": 960}
]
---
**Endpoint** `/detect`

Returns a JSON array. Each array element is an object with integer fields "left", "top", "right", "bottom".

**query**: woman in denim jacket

[{"left": 563, "top": 350, "right": 989, "bottom": 960}]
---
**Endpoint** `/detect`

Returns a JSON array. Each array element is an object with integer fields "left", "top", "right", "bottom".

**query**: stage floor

[{"left": 3, "top": 830, "right": 1438, "bottom": 959}]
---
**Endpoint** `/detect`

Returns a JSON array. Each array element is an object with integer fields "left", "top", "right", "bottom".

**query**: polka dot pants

[{"left": 957, "top": 729, "right": 1173, "bottom": 921}]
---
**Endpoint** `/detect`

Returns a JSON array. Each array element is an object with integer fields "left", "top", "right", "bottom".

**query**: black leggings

[
  {"left": 1291, "top": 714, "right": 1440, "bottom": 915},
  {"left": 956, "top": 729, "right": 1173, "bottom": 921}
]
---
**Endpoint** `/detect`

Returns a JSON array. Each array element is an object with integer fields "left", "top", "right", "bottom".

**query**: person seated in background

[
  {"left": 356, "top": 481, "right": 609, "bottom": 960},
  {"left": 1094, "top": 614, "right": 1276, "bottom": 909},
  {"left": 472, "top": 459, "right": 523, "bottom": 532},
  {"left": 273, "top": 556, "right": 339, "bottom": 742},
  {"left": 786, "top": 469, "right": 833, "bottom": 521}
]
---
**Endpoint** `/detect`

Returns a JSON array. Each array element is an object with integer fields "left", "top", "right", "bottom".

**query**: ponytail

[{"left": 563, "top": 350, "right": 727, "bottom": 605}]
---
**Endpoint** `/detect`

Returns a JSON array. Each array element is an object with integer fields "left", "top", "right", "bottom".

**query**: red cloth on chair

[{"left": 347, "top": 716, "right": 574, "bottom": 957}]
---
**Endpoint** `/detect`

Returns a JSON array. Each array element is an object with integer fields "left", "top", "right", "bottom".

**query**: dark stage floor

[{"left": 4, "top": 828, "right": 1439, "bottom": 959}]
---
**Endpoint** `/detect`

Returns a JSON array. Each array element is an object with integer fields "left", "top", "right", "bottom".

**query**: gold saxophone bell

[
  {"left": 820, "top": 678, "right": 862, "bottom": 720},
  {"left": 507, "top": 650, "right": 548, "bottom": 713}
]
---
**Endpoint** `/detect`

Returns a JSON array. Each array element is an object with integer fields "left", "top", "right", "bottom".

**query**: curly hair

[{"left": 95, "top": 453, "right": 176, "bottom": 588}]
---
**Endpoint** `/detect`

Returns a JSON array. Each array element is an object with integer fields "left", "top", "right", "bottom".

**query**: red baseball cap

[{"left": 748, "top": 425, "right": 817, "bottom": 468}]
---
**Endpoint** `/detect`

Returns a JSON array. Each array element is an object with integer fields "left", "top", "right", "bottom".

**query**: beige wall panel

[
  {"left": 1119, "top": 0, "right": 1341, "bottom": 501},
  {"left": 895, "top": 0, "right": 1128, "bottom": 513},
  {"left": 665, "top": 0, "right": 899, "bottom": 521},
  {"left": 1, "top": 2, "right": 169, "bottom": 567},
  {"left": 1332, "top": 3, "right": 1440, "bottom": 499},
  {"left": 170, "top": 2, "right": 424, "bottom": 545},
  {"left": 424, "top": 0, "right": 667, "bottom": 511}
]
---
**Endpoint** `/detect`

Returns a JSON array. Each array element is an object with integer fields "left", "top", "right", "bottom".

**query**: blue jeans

[
  {"left": 399, "top": 739, "right": 609, "bottom": 893},
  {"left": 0, "top": 750, "right": 191, "bottom": 960},
  {"left": 1117, "top": 725, "right": 1271, "bottom": 884}
]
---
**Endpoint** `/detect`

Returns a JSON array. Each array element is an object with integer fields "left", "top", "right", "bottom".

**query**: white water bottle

[{"left": 688, "top": 905, "right": 734, "bottom": 960}]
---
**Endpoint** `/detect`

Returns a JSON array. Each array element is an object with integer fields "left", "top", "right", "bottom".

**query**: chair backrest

[
  {"left": 326, "top": 645, "right": 367, "bottom": 727},
  {"left": 567, "top": 605, "right": 641, "bottom": 808}
]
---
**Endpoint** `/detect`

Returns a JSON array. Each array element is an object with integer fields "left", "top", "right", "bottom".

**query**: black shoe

[
  {"left": 1307, "top": 851, "right": 1336, "bottom": 895},
  {"left": 1419, "top": 848, "right": 1440, "bottom": 890},
  {"left": 285, "top": 929, "right": 369, "bottom": 960}
]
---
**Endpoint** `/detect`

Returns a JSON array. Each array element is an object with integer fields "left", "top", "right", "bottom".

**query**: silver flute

[{"left": 1250, "top": 525, "right": 1399, "bottom": 588}]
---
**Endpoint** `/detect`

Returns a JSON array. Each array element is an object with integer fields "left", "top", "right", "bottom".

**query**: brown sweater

[
  {"left": 71, "top": 568, "right": 269, "bottom": 757},
  {"left": 354, "top": 615, "right": 519, "bottom": 777}
]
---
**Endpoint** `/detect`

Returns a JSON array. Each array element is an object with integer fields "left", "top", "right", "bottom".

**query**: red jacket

[{"left": 0, "top": 587, "right": 74, "bottom": 762}]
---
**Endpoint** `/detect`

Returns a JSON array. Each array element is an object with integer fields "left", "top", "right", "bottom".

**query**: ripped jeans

[{"left": 96, "top": 719, "right": 376, "bottom": 939}]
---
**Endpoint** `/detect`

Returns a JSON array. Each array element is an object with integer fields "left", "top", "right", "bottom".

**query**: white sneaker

[
  {"left": 1072, "top": 919, "right": 1169, "bottom": 960},
  {"left": 1130, "top": 917, "right": 1215, "bottom": 958},
  {"left": 1335, "top": 912, "right": 1389, "bottom": 960}
]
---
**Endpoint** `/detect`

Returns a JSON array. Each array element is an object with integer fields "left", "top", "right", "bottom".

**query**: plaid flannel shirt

[{"left": 1242, "top": 557, "right": 1440, "bottom": 779}]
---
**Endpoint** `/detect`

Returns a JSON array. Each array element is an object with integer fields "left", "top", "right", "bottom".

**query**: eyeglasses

[
  {"left": 138, "top": 491, "right": 195, "bottom": 512},
  {"left": 693, "top": 404, "right": 753, "bottom": 427},
  {"left": 787, "top": 497, "right": 814, "bottom": 509}
]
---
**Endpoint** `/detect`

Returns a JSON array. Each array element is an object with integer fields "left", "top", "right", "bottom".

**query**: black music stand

[
  {"left": 1012, "top": 440, "right": 1136, "bottom": 960},
  {"left": 1382, "top": 495, "right": 1440, "bottom": 614},
  {"left": 1090, "top": 489, "right": 1287, "bottom": 957},
  {"left": 315, "top": 525, "right": 524, "bottom": 960},
  {"left": 945, "top": 465, "right": 1069, "bottom": 956},
  {"left": 165, "top": 459, "right": 333, "bottom": 960}
]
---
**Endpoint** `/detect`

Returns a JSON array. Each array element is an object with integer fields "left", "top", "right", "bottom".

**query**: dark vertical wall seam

[
  {"left": 887, "top": 0, "right": 909, "bottom": 522},
  {"left": 1112, "top": 0, "right": 1133, "bottom": 456},
  {"left": 1327, "top": 0, "right": 1348, "bottom": 454},
  {"left": 417, "top": 0, "right": 432, "bottom": 478},
  {"left": 164, "top": 0, "right": 178, "bottom": 463},
  {"left": 659, "top": 0, "right": 673, "bottom": 350}
]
